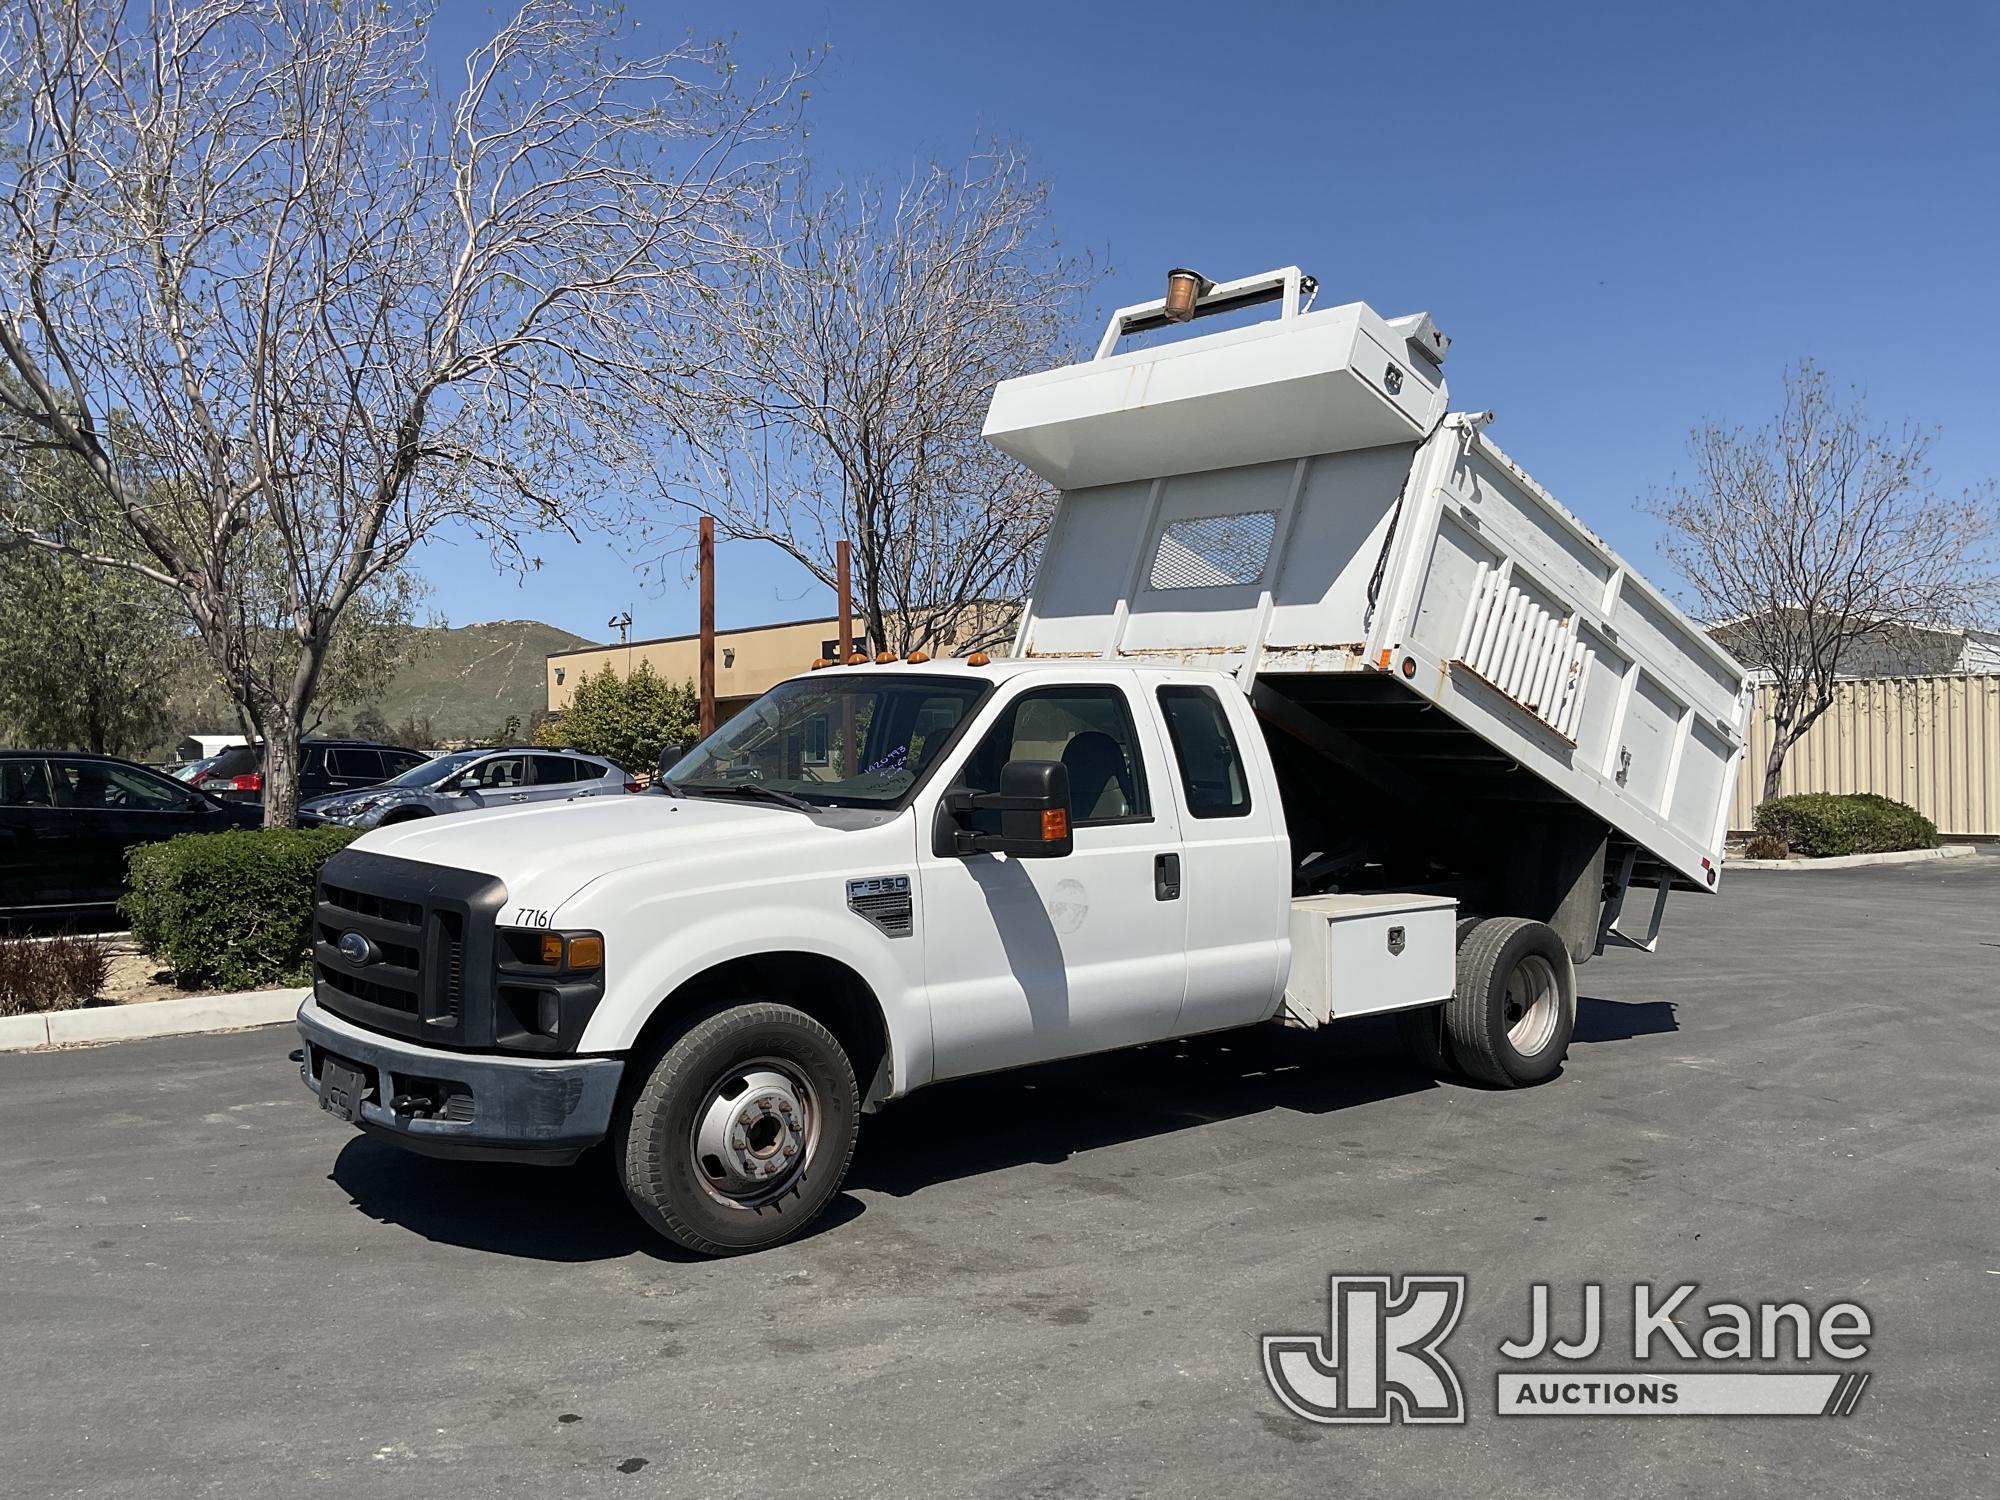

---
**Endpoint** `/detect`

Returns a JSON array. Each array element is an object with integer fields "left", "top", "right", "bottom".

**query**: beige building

[
  {"left": 547, "top": 601, "right": 1020, "bottom": 724},
  {"left": 546, "top": 614, "right": 864, "bottom": 722},
  {"left": 1729, "top": 672, "right": 2000, "bottom": 838}
]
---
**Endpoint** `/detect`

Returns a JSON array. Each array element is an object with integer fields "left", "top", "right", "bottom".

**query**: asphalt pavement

[{"left": 2, "top": 859, "right": 1995, "bottom": 1498}]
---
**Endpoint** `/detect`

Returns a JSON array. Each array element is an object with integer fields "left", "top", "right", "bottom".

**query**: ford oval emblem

[{"left": 336, "top": 930, "right": 378, "bottom": 966}]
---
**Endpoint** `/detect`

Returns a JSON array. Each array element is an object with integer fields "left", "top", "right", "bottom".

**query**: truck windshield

[{"left": 665, "top": 673, "right": 989, "bottom": 809}]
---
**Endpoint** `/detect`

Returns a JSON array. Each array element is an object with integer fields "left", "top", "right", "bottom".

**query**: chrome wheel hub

[
  {"left": 1502, "top": 954, "right": 1561, "bottom": 1055},
  {"left": 691, "top": 1062, "right": 818, "bottom": 1208}
]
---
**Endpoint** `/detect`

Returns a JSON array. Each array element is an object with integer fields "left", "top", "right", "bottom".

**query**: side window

[
  {"left": 0, "top": 760, "right": 55, "bottom": 807},
  {"left": 301, "top": 746, "right": 328, "bottom": 775},
  {"left": 960, "top": 686, "right": 1150, "bottom": 827},
  {"left": 387, "top": 751, "right": 427, "bottom": 776},
  {"left": 531, "top": 755, "right": 579, "bottom": 785},
  {"left": 472, "top": 755, "right": 527, "bottom": 788},
  {"left": 330, "top": 748, "right": 385, "bottom": 780},
  {"left": 52, "top": 760, "right": 188, "bottom": 812},
  {"left": 1157, "top": 686, "right": 1252, "bottom": 819}
]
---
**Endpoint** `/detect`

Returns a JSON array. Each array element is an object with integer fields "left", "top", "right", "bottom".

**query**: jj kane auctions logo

[{"left": 1264, "top": 1276, "right": 1873, "bottom": 1423}]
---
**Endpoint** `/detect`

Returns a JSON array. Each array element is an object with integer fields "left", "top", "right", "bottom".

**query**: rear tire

[
  {"left": 614, "top": 1001, "right": 859, "bottom": 1256},
  {"left": 1395, "top": 916, "right": 1482, "bottom": 1077},
  {"left": 1445, "top": 916, "right": 1576, "bottom": 1087}
]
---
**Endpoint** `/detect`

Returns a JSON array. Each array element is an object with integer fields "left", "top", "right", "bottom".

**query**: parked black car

[
  {"left": 187, "top": 738, "right": 430, "bottom": 804},
  {"left": 0, "top": 752, "right": 260, "bottom": 923}
]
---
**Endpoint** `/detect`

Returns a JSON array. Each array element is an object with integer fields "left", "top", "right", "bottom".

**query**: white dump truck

[{"left": 295, "top": 266, "right": 1751, "bottom": 1254}]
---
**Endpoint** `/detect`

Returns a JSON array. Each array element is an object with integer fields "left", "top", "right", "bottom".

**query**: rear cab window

[{"left": 1157, "top": 685, "right": 1252, "bottom": 818}]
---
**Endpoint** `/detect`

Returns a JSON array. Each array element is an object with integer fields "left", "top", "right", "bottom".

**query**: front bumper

[{"left": 295, "top": 995, "right": 623, "bottom": 1165}]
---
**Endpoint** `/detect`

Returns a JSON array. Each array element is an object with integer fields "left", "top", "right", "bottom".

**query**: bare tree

[
  {"left": 1647, "top": 361, "right": 1999, "bottom": 799},
  {"left": 666, "top": 149, "right": 1095, "bottom": 656},
  {"left": 0, "top": 1, "right": 802, "bottom": 823}
]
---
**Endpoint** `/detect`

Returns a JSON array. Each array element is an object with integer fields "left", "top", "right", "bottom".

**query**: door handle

[{"left": 1154, "top": 852, "right": 1182, "bottom": 901}]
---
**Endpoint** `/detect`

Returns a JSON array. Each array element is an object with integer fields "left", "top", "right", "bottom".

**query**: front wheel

[
  {"left": 614, "top": 1001, "right": 859, "bottom": 1256},
  {"left": 1445, "top": 916, "right": 1577, "bottom": 1087}
]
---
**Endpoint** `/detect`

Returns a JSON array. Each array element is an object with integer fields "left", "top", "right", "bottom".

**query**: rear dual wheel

[{"left": 1397, "top": 916, "right": 1576, "bottom": 1088}]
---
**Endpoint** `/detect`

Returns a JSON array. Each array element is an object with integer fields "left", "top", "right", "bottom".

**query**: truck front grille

[
  {"left": 312, "top": 851, "right": 505, "bottom": 1047},
  {"left": 321, "top": 880, "right": 422, "bottom": 928}
]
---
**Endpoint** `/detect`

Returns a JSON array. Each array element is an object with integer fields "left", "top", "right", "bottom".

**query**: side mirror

[
  {"left": 937, "top": 759, "right": 1073, "bottom": 859},
  {"left": 451, "top": 773, "right": 480, "bottom": 793},
  {"left": 656, "top": 743, "right": 686, "bottom": 781}
]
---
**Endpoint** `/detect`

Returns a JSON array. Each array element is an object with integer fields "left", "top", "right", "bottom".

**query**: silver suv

[{"left": 300, "top": 748, "right": 633, "bottom": 829}]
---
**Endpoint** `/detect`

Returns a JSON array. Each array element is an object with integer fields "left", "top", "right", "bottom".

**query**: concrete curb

[
  {"left": 1729, "top": 844, "right": 1980, "bottom": 872},
  {"left": 0, "top": 987, "right": 306, "bottom": 1053}
]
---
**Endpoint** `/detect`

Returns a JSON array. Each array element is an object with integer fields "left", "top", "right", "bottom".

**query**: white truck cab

[{"left": 297, "top": 267, "right": 1749, "bottom": 1254}]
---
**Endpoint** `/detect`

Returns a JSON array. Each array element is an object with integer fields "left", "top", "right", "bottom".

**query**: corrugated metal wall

[{"left": 1731, "top": 674, "right": 2000, "bottom": 836}]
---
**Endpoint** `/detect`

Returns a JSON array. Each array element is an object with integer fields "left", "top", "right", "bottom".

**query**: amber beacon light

[{"left": 1163, "top": 268, "right": 1214, "bottom": 323}]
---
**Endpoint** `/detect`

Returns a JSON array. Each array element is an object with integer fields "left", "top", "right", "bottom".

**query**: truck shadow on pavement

[
  {"left": 327, "top": 997, "right": 1675, "bottom": 1262},
  {"left": 1571, "top": 995, "right": 1678, "bottom": 1044}
]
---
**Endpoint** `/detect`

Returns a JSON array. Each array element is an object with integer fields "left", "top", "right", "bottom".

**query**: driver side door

[{"left": 918, "top": 678, "right": 1187, "bottom": 1079}]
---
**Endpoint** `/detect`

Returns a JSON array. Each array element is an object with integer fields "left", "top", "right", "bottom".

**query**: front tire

[
  {"left": 614, "top": 1001, "right": 859, "bottom": 1256},
  {"left": 1445, "top": 917, "right": 1576, "bottom": 1087}
]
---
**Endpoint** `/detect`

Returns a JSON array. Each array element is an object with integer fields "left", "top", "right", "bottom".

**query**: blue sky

[{"left": 415, "top": 0, "right": 2000, "bottom": 644}]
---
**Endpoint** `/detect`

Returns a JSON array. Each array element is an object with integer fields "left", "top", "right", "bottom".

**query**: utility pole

[
  {"left": 836, "top": 539, "right": 853, "bottom": 662},
  {"left": 698, "top": 514, "right": 716, "bottom": 737},
  {"left": 837, "top": 538, "right": 855, "bottom": 773}
]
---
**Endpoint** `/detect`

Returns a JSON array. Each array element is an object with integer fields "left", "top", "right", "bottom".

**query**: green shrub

[
  {"left": 0, "top": 934, "right": 110, "bottom": 1017},
  {"left": 121, "top": 826, "right": 360, "bottom": 990},
  {"left": 537, "top": 658, "right": 698, "bottom": 776},
  {"left": 1752, "top": 793, "right": 1939, "bottom": 858}
]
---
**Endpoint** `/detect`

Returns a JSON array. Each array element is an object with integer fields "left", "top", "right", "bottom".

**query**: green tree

[
  {"left": 0, "top": 442, "right": 184, "bottom": 755},
  {"left": 537, "top": 662, "right": 698, "bottom": 775}
]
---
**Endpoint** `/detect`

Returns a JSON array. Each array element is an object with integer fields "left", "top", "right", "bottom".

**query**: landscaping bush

[
  {"left": 1752, "top": 793, "right": 1939, "bottom": 858},
  {"left": 0, "top": 934, "right": 110, "bottom": 1017},
  {"left": 1742, "top": 832, "right": 1790, "bottom": 860},
  {"left": 121, "top": 826, "right": 360, "bottom": 990}
]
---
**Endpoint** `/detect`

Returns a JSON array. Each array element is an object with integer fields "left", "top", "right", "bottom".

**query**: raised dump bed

[{"left": 986, "top": 268, "right": 1751, "bottom": 945}]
